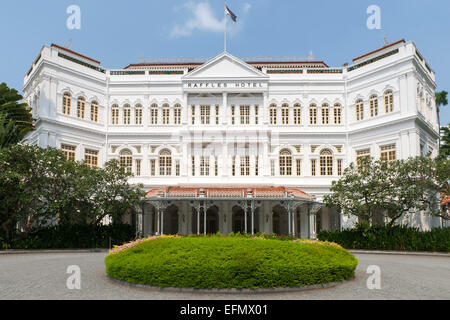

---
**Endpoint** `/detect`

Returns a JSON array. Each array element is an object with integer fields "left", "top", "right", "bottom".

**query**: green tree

[
  {"left": 324, "top": 156, "right": 449, "bottom": 227},
  {"left": 324, "top": 157, "right": 386, "bottom": 223},
  {"left": 439, "top": 125, "right": 450, "bottom": 159},
  {"left": 0, "top": 83, "right": 34, "bottom": 148},
  {"left": 436, "top": 90, "right": 448, "bottom": 145},
  {"left": 0, "top": 145, "right": 145, "bottom": 242}
]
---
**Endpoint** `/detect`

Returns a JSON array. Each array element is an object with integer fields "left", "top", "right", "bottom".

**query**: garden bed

[{"left": 105, "top": 235, "right": 358, "bottom": 290}]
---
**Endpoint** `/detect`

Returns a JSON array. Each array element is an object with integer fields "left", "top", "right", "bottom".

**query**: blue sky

[{"left": 1, "top": 0, "right": 449, "bottom": 125}]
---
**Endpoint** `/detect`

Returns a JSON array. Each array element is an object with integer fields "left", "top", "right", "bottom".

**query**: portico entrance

[{"left": 142, "top": 186, "right": 329, "bottom": 238}]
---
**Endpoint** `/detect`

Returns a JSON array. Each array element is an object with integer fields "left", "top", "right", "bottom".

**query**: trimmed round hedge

[{"left": 105, "top": 236, "right": 358, "bottom": 289}]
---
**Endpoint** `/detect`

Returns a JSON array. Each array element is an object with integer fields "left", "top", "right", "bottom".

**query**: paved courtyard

[{"left": 0, "top": 252, "right": 448, "bottom": 300}]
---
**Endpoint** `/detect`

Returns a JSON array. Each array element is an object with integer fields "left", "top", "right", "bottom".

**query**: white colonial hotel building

[{"left": 22, "top": 40, "right": 442, "bottom": 237}]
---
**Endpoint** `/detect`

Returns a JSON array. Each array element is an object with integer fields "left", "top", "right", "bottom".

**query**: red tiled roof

[
  {"left": 146, "top": 186, "right": 313, "bottom": 200},
  {"left": 442, "top": 196, "right": 450, "bottom": 206},
  {"left": 352, "top": 39, "right": 405, "bottom": 62},
  {"left": 51, "top": 44, "right": 101, "bottom": 64},
  {"left": 124, "top": 60, "right": 328, "bottom": 70}
]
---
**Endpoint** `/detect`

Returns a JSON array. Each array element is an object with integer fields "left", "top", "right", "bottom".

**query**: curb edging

[
  {"left": 349, "top": 250, "right": 449, "bottom": 257},
  {"left": 0, "top": 249, "right": 109, "bottom": 255},
  {"left": 106, "top": 275, "right": 352, "bottom": 294}
]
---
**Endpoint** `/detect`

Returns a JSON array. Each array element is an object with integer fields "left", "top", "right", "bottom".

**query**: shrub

[
  {"left": 6, "top": 223, "right": 135, "bottom": 249},
  {"left": 317, "top": 225, "right": 450, "bottom": 252},
  {"left": 105, "top": 236, "right": 358, "bottom": 289}
]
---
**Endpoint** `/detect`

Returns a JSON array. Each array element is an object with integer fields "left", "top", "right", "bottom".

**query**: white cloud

[
  {"left": 243, "top": 3, "right": 251, "bottom": 14},
  {"left": 170, "top": 1, "right": 251, "bottom": 38},
  {"left": 170, "top": 1, "right": 225, "bottom": 38}
]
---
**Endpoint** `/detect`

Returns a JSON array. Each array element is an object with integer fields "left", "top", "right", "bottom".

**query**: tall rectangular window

[
  {"left": 215, "top": 105, "right": 220, "bottom": 125},
  {"left": 334, "top": 105, "right": 342, "bottom": 124},
  {"left": 176, "top": 162, "right": 180, "bottom": 176},
  {"left": 240, "top": 156, "right": 250, "bottom": 176},
  {"left": 85, "top": 149, "right": 98, "bottom": 168},
  {"left": 77, "top": 98, "right": 85, "bottom": 119},
  {"left": 61, "top": 144, "right": 76, "bottom": 162},
  {"left": 191, "top": 156, "right": 196, "bottom": 176},
  {"left": 311, "top": 159, "right": 316, "bottom": 176},
  {"left": 135, "top": 159, "right": 141, "bottom": 176},
  {"left": 296, "top": 159, "right": 301, "bottom": 176},
  {"left": 293, "top": 105, "right": 301, "bottom": 125},
  {"left": 135, "top": 107, "right": 142, "bottom": 125},
  {"left": 322, "top": 105, "right": 329, "bottom": 124},
  {"left": 63, "top": 93, "right": 71, "bottom": 115},
  {"left": 150, "top": 159, "right": 156, "bottom": 176},
  {"left": 355, "top": 100, "right": 364, "bottom": 121},
  {"left": 255, "top": 156, "right": 259, "bottom": 176},
  {"left": 162, "top": 107, "right": 170, "bottom": 125},
  {"left": 380, "top": 144, "right": 396, "bottom": 162},
  {"left": 200, "top": 156, "right": 210, "bottom": 176},
  {"left": 370, "top": 95, "right": 378, "bottom": 117},
  {"left": 270, "top": 105, "right": 277, "bottom": 124},
  {"left": 337, "top": 159, "right": 343, "bottom": 176},
  {"left": 200, "top": 105, "right": 211, "bottom": 125},
  {"left": 174, "top": 105, "right": 181, "bottom": 125},
  {"left": 255, "top": 105, "right": 259, "bottom": 125},
  {"left": 240, "top": 105, "right": 250, "bottom": 124},
  {"left": 91, "top": 102, "right": 99, "bottom": 123},
  {"left": 310, "top": 106, "right": 317, "bottom": 124},
  {"left": 270, "top": 160, "right": 275, "bottom": 176},
  {"left": 282, "top": 105, "right": 289, "bottom": 124},
  {"left": 191, "top": 105, "right": 196, "bottom": 125},
  {"left": 111, "top": 106, "right": 119, "bottom": 125},
  {"left": 123, "top": 106, "right": 131, "bottom": 125},
  {"left": 150, "top": 105, "right": 158, "bottom": 125}
]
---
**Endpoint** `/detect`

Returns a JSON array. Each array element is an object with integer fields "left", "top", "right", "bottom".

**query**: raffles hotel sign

[{"left": 183, "top": 81, "right": 268, "bottom": 91}]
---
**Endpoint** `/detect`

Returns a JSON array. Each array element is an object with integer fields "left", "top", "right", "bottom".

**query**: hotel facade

[{"left": 22, "top": 40, "right": 443, "bottom": 237}]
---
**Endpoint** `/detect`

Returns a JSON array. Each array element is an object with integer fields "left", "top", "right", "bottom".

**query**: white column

[
  {"left": 221, "top": 93, "right": 228, "bottom": 125},
  {"left": 182, "top": 93, "right": 188, "bottom": 125}
]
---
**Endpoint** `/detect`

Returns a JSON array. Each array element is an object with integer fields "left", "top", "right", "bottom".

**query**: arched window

[
  {"left": 322, "top": 103, "right": 329, "bottom": 124},
  {"left": 281, "top": 104, "right": 289, "bottom": 124},
  {"left": 279, "top": 149, "right": 292, "bottom": 176},
  {"left": 355, "top": 99, "right": 364, "bottom": 121},
  {"left": 63, "top": 92, "right": 71, "bottom": 115},
  {"left": 159, "top": 149, "right": 172, "bottom": 176},
  {"left": 77, "top": 97, "right": 85, "bottom": 118},
  {"left": 119, "top": 149, "right": 133, "bottom": 174},
  {"left": 334, "top": 103, "right": 342, "bottom": 124},
  {"left": 123, "top": 104, "right": 131, "bottom": 125},
  {"left": 150, "top": 104, "right": 158, "bottom": 125},
  {"left": 91, "top": 101, "right": 99, "bottom": 122},
  {"left": 293, "top": 104, "right": 301, "bottom": 125},
  {"left": 310, "top": 104, "right": 317, "bottom": 124},
  {"left": 320, "top": 149, "right": 333, "bottom": 176},
  {"left": 384, "top": 90, "right": 394, "bottom": 113},
  {"left": 369, "top": 95, "right": 378, "bottom": 117},
  {"left": 269, "top": 104, "right": 277, "bottom": 124},
  {"left": 174, "top": 104, "right": 181, "bottom": 125},
  {"left": 135, "top": 104, "right": 143, "bottom": 125},
  {"left": 111, "top": 104, "right": 119, "bottom": 125}
]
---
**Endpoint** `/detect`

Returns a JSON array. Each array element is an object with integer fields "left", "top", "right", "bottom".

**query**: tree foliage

[
  {"left": 0, "top": 83, "right": 34, "bottom": 149},
  {"left": 324, "top": 156, "right": 450, "bottom": 226},
  {"left": 0, "top": 145, "right": 145, "bottom": 242}
]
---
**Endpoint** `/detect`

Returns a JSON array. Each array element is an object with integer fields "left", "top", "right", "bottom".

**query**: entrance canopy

[
  {"left": 145, "top": 186, "right": 315, "bottom": 201},
  {"left": 141, "top": 186, "right": 325, "bottom": 237}
]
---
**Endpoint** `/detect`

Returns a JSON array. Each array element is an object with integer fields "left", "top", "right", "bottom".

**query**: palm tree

[{"left": 0, "top": 83, "right": 34, "bottom": 148}]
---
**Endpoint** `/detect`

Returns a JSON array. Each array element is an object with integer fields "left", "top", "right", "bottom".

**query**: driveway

[{"left": 0, "top": 252, "right": 448, "bottom": 300}]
